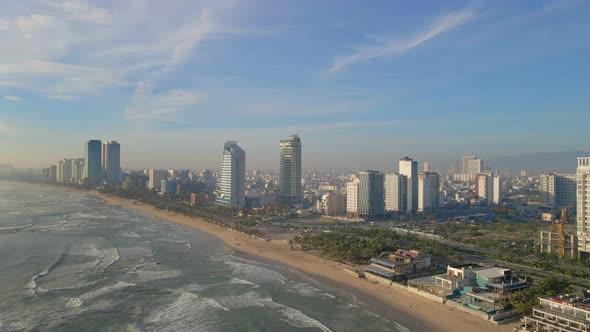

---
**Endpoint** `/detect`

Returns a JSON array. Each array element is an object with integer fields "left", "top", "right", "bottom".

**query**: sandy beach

[{"left": 89, "top": 190, "right": 515, "bottom": 332}]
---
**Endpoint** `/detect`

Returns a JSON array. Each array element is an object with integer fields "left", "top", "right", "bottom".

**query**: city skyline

[{"left": 1, "top": 0, "right": 590, "bottom": 169}]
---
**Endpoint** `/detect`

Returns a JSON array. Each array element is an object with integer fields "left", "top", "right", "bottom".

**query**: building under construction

[
  {"left": 537, "top": 208, "right": 577, "bottom": 259},
  {"left": 538, "top": 231, "right": 577, "bottom": 259}
]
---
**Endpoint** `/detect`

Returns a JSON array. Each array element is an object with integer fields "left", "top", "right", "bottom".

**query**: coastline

[{"left": 81, "top": 188, "right": 515, "bottom": 332}]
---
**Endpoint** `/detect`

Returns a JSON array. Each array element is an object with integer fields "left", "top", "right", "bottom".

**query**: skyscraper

[
  {"left": 358, "top": 171, "right": 384, "bottom": 220},
  {"left": 102, "top": 141, "right": 121, "bottom": 185},
  {"left": 385, "top": 173, "right": 407, "bottom": 212},
  {"left": 72, "top": 158, "right": 84, "bottom": 184},
  {"left": 577, "top": 157, "right": 590, "bottom": 260},
  {"left": 216, "top": 141, "right": 246, "bottom": 209},
  {"left": 399, "top": 157, "right": 418, "bottom": 213},
  {"left": 418, "top": 172, "right": 440, "bottom": 212},
  {"left": 279, "top": 135, "right": 302, "bottom": 205},
  {"left": 84, "top": 139, "right": 102, "bottom": 185},
  {"left": 61, "top": 158, "right": 73, "bottom": 183},
  {"left": 57, "top": 159, "right": 64, "bottom": 183},
  {"left": 49, "top": 165, "right": 57, "bottom": 182}
]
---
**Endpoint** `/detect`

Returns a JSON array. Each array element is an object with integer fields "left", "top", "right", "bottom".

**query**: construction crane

[{"left": 550, "top": 208, "right": 568, "bottom": 257}]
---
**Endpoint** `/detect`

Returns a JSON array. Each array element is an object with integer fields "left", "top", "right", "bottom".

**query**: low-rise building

[
  {"left": 364, "top": 249, "right": 433, "bottom": 282},
  {"left": 522, "top": 292, "right": 590, "bottom": 332}
]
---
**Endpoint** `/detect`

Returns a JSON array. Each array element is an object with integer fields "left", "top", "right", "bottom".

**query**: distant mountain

[
  {"left": 0, "top": 163, "right": 14, "bottom": 176},
  {"left": 486, "top": 151, "right": 589, "bottom": 174}
]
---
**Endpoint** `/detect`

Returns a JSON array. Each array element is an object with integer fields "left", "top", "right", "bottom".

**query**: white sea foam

[
  {"left": 8, "top": 211, "right": 21, "bottom": 215},
  {"left": 120, "top": 231, "right": 142, "bottom": 238},
  {"left": 25, "top": 251, "right": 66, "bottom": 296},
  {"left": 275, "top": 304, "right": 332, "bottom": 332},
  {"left": 217, "top": 291, "right": 267, "bottom": 309},
  {"left": 134, "top": 270, "right": 181, "bottom": 283},
  {"left": 0, "top": 224, "right": 33, "bottom": 231},
  {"left": 289, "top": 283, "right": 336, "bottom": 299},
  {"left": 65, "top": 281, "right": 135, "bottom": 309},
  {"left": 144, "top": 292, "right": 228, "bottom": 332},
  {"left": 228, "top": 277, "right": 259, "bottom": 288},
  {"left": 225, "top": 261, "right": 286, "bottom": 284},
  {"left": 217, "top": 291, "right": 332, "bottom": 331}
]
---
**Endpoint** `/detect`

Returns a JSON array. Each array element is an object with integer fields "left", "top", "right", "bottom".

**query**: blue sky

[{"left": 1, "top": 0, "right": 589, "bottom": 171}]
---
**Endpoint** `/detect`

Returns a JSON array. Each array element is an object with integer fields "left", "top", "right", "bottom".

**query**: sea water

[{"left": 0, "top": 181, "right": 408, "bottom": 331}]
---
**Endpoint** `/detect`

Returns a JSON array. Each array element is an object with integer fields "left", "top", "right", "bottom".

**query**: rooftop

[
  {"left": 474, "top": 267, "right": 510, "bottom": 280},
  {"left": 543, "top": 292, "right": 590, "bottom": 312}
]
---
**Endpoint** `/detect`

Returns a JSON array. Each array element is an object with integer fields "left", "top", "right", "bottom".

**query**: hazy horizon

[{"left": 1, "top": 1, "right": 589, "bottom": 170}]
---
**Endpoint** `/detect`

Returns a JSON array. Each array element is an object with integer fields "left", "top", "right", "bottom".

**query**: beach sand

[{"left": 91, "top": 191, "right": 516, "bottom": 332}]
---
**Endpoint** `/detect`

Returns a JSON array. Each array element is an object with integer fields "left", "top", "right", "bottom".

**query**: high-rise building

[
  {"left": 539, "top": 173, "right": 577, "bottom": 209},
  {"left": 577, "top": 157, "right": 590, "bottom": 260},
  {"left": 346, "top": 179, "right": 359, "bottom": 218},
  {"left": 399, "top": 157, "right": 418, "bottom": 213},
  {"left": 102, "top": 141, "right": 121, "bottom": 185},
  {"left": 49, "top": 165, "right": 57, "bottom": 182},
  {"left": 215, "top": 141, "right": 246, "bottom": 209},
  {"left": 475, "top": 172, "right": 502, "bottom": 204},
  {"left": 61, "top": 159, "right": 73, "bottom": 183},
  {"left": 418, "top": 172, "right": 440, "bottom": 212},
  {"left": 84, "top": 140, "right": 102, "bottom": 185},
  {"left": 423, "top": 162, "right": 430, "bottom": 172},
  {"left": 279, "top": 135, "right": 302, "bottom": 205},
  {"left": 148, "top": 170, "right": 168, "bottom": 190},
  {"left": 493, "top": 175, "right": 502, "bottom": 205},
  {"left": 72, "top": 158, "right": 84, "bottom": 184},
  {"left": 462, "top": 156, "right": 483, "bottom": 174},
  {"left": 358, "top": 171, "right": 384, "bottom": 220},
  {"left": 385, "top": 173, "right": 407, "bottom": 212},
  {"left": 57, "top": 160, "right": 64, "bottom": 183}
]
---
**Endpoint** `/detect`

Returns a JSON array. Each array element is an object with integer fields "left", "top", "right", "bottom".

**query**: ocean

[{"left": 0, "top": 181, "right": 407, "bottom": 331}]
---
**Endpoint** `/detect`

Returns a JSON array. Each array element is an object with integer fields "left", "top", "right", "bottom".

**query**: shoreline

[{"left": 58, "top": 185, "right": 516, "bottom": 332}]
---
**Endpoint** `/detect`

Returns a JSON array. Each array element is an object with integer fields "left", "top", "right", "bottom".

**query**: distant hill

[
  {"left": 0, "top": 163, "right": 14, "bottom": 176},
  {"left": 486, "top": 151, "right": 589, "bottom": 174}
]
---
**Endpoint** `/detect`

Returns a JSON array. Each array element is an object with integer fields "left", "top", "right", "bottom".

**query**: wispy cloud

[
  {"left": 46, "top": 94, "right": 74, "bottom": 101},
  {"left": 324, "top": 9, "right": 475, "bottom": 75},
  {"left": 0, "top": 1, "right": 244, "bottom": 105},
  {"left": 2, "top": 95, "right": 21, "bottom": 102},
  {"left": 125, "top": 81, "right": 206, "bottom": 121}
]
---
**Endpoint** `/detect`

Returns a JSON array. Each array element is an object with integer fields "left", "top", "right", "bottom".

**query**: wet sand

[{"left": 91, "top": 191, "right": 516, "bottom": 332}]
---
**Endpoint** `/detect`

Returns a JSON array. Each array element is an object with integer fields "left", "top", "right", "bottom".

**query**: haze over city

[{"left": 2, "top": 0, "right": 590, "bottom": 170}]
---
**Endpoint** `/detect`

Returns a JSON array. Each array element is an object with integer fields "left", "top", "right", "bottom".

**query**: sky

[{"left": 1, "top": 0, "right": 589, "bottom": 171}]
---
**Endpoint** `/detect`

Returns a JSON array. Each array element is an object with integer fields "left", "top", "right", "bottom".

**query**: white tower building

[
  {"left": 216, "top": 141, "right": 246, "bottom": 209},
  {"left": 279, "top": 135, "right": 302, "bottom": 205},
  {"left": 577, "top": 157, "right": 590, "bottom": 260},
  {"left": 385, "top": 173, "right": 407, "bottom": 212}
]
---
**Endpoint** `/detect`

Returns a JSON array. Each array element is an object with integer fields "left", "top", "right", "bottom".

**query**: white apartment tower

[
  {"left": 71, "top": 158, "right": 85, "bottom": 184},
  {"left": 540, "top": 173, "right": 577, "bottom": 209},
  {"left": 385, "top": 173, "right": 407, "bottom": 212},
  {"left": 57, "top": 160, "right": 64, "bottom": 183},
  {"left": 346, "top": 180, "right": 359, "bottom": 218},
  {"left": 279, "top": 135, "right": 302, "bottom": 205},
  {"left": 216, "top": 141, "right": 246, "bottom": 209},
  {"left": 577, "top": 157, "right": 590, "bottom": 260},
  {"left": 399, "top": 157, "right": 418, "bottom": 213},
  {"left": 476, "top": 172, "right": 502, "bottom": 204},
  {"left": 418, "top": 172, "right": 440, "bottom": 212}
]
